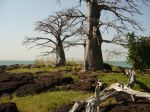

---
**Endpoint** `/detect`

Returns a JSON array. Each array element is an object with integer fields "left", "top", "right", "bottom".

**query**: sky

[{"left": 0, "top": 0, "right": 150, "bottom": 61}]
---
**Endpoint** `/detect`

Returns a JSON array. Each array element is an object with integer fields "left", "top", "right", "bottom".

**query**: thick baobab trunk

[
  {"left": 84, "top": 1, "right": 104, "bottom": 70},
  {"left": 55, "top": 42, "right": 66, "bottom": 66}
]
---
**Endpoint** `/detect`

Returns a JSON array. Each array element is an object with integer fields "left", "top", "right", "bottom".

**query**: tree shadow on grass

[{"left": 135, "top": 80, "right": 150, "bottom": 92}]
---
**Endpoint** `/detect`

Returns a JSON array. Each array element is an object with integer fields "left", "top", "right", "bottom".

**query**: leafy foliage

[{"left": 126, "top": 33, "right": 150, "bottom": 70}]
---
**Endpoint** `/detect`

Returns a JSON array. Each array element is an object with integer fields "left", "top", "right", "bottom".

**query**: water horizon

[
  {"left": 0, "top": 60, "right": 34, "bottom": 66},
  {"left": 0, "top": 60, "right": 131, "bottom": 68}
]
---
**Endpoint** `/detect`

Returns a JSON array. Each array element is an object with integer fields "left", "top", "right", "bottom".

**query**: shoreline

[{"left": 0, "top": 60, "right": 131, "bottom": 68}]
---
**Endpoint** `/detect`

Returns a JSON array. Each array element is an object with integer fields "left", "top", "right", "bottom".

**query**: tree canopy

[
  {"left": 126, "top": 33, "right": 150, "bottom": 70},
  {"left": 23, "top": 8, "right": 85, "bottom": 66}
]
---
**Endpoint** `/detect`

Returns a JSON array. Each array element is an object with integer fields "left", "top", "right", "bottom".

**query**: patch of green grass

[
  {"left": 137, "top": 74, "right": 150, "bottom": 86},
  {"left": 98, "top": 73, "right": 128, "bottom": 85},
  {"left": 8, "top": 66, "right": 73, "bottom": 74},
  {"left": 64, "top": 73, "right": 79, "bottom": 81},
  {"left": 8, "top": 67, "right": 51, "bottom": 74},
  {"left": 133, "top": 74, "right": 150, "bottom": 91},
  {"left": 98, "top": 72, "right": 150, "bottom": 91},
  {"left": 53, "top": 66, "right": 72, "bottom": 71},
  {"left": 10, "top": 91, "right": 91, "bottom": 112},
  {"left": 0, "top": 96, "right": 11, "bottom": 102},
  {"left": 100, "top": 98, "right": 118, "bottom": 107},
  {"left": 65, "top": 61, "right": 82, "bottom": 67}
]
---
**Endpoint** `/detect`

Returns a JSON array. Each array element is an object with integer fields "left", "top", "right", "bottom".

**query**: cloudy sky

[{"left": 0, "top": 0, "right": 150, "bottom": 61}]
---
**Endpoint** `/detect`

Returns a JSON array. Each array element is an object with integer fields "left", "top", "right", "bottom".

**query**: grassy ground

[
  {"left": 9, "top": 67, "right": 51, "bottom": 74},
  {"left": 4, "top": 65, "right": 150, "bottom": 112},
  {"left": 98, "top": 73, "right": 128, "bottom": 85},
  {"left": 98, "top": 72, "right": 150, "bottom": 91},
  {"left": 6, "top": 91, "right": 91, "bottom": 112},
  {"left": 8, "top": 66, "right": 74, "bottom": 74},
  {"left": 8, "top": 65, "right": 150, "bottom": 91}
]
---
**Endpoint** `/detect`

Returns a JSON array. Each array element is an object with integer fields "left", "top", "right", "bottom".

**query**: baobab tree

[
  {"left": 57, "top": 0, "right": 150, "bottom": 70},
  {"left": 23, "top": 8, "right": 85, "bottom": 66}
]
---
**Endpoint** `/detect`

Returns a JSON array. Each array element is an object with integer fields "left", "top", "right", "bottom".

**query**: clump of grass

[
  {"left": 100, "top": 98, "right": 118, "bottom": 107},
  {"left": 64, "top": 73, "right": 79, "bottom": 81},
  {"left": 98, "top": 73, "right": 128, "bottom": 85},
  {"left": 97, "top": 72, "right": 150, "bottom": 91},
  {"left": 9, "top": 67, "right": 51, "bottom": 74},
  {"left": 34, "top": 59, "right": 46, "bottom": 67},
  {"left": 133, "top": 74, "right": 150, "bottom": 91},
  {"left": 10, "top": 91, "right": 91, "bottom": 112},
  {"left": 65, "top": 61, "right": 79, "bottom": 66},
  {"left": 34, "top": 58, "right": 56, "bottom": 67},
  {"left": 111, "top": 66, "right": 122, "bottom": 72},
  {"left": 0, "top": 96, "right": 11, "bottom": 103},
  {"left": 8, "top": 65, "right": 72, "bottom": 74}
]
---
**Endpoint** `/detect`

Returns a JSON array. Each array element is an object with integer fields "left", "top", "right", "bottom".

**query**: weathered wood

[
  {"left": 70, "top": 81, "right": 150, "bottom": 112},
  {"left": 127, "top": 69, "right": 136, "bottom": 88},
  {"left": 106, "top": 83, "right": 150, "bottom": 99},
  {"left": 69, "top": 81, "right": 117, "bottom": 112},
  {"left": 125, "top": 69, "right": 136, "bottom": 101}
]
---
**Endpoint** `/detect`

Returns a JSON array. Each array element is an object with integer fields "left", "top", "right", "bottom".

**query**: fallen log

[
  {"left": 106, "top": 82, "right": 150, "bottom": 99},
  {"left": 69, "top": 81, "right": 117, "bottom": 112},
  {"left": 69, "top": 82, "right": 150, "bottom": 112}
]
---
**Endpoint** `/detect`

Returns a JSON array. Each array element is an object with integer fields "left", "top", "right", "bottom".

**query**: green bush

[{"left": 126, "top": 33, "right": 150, "bottom": 70}]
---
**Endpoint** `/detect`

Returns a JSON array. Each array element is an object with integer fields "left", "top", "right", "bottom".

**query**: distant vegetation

[{"left": 126, "top": 33, "right": 150, "bottom": 70}]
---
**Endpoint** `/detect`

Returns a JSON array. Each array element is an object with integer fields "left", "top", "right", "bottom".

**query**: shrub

[{"left": 126, "top": 33, "right": 150, "bottom": 70}]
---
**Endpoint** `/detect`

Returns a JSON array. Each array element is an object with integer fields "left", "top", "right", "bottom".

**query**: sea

[
  {"left": 0, "top": 60, "right": 34, "bottom": 66},
  {"left": 106, "top": 61, "right": 131, "bottom": 68},
  {"left": 0, "top": 60, "right": 131, "bottom": 68}
]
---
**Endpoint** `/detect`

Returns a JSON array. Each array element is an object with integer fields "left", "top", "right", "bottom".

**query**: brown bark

[
  {"left": 55, "top": 40, "right": 66, "bottom": 66},
  {"left": 84, "top": 1, "right": 104, "bottom": 70}
]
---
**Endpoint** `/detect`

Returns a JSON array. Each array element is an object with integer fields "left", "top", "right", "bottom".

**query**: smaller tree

[
  {"left": 126, "top": 33, "right": 150, "bottom": 70},
  {"left": 23, "top": 8, "right": 84, "bottom": 66}
]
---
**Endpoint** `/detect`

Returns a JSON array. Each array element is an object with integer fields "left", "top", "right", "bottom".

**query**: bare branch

[{"left": 23, "top": 8, "right": 86, "bottom": 57}]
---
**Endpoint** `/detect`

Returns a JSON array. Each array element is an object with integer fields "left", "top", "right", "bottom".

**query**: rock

[
  {"left": 0, "top": 65, "right": 7, "bottom": 73},
  {"left": 0, "top": 81, "right": 21, "bottom": 94},
  {"left": 35, "top": 71, "right": 47, "bottom": 75},
  {"left": 12, "top": 72, "right": 34, "bottom": 82},
  {"left": 6, "top": 64, "right": 20, "bottom": 70},
  {"left": 36, "top": 75, "right": 60, "bottom": 86},
  {"left": 99, "top": 103, "right": 150, "bottom": 112},
  {"left": 114, "top": 91, "right": 133, "bottom": 102},
  {"left": 0, "top": 73, "right": 34, "bottom": 94},
  {"left": 0, "top": 93, "right": 13, "bottom": 101},
  {"left": 61, "top": 84, "right": 75, "bottom": 90},
  {"left": 54, "top": 102, "right": 76, "bottom": 112},
  {"left": 0, "top": 73, "right": 13, "bottom": 83},
  {"left": 0, "top": 102, "right": 19, "bottom": 112},
  {"left": 144, "top": 69, "right": 150, "bottom": 74},
  {"left": 103, "top": 63, "right": 112, "bottom": 72},
  {"left": 21, "top": 64, "right": 32, "bottom": 69},
  {"left": 54, "top": 101, "right": 150, "bottom": 112},
  {"left": 15, "top": 75, "right": 57, "bottom": 96},
  {"left": 73, "top": 78, "right": 96, "bottom": 91},
  {"left": 15, "top": 83, "right": 47, "bottom": 96},
  {"left": 0, "top": 72, "right": 34, "bottom": 83},
  {"left": 59, "top": 77, "right": 74, "bottom": 85},
  {"left": 15, "top": 74, "right": 74, "bottom": 96}
]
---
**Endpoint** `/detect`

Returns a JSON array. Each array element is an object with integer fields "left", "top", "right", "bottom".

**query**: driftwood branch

[
  {"left": 105, "top": 82, "right": 150, "bottom": 99},
  {"left": 70, "top": 72, "right": 150, "bottom": 112},
  {"left": 69, "top": 81, "right": 117, "bottom": 112}
]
